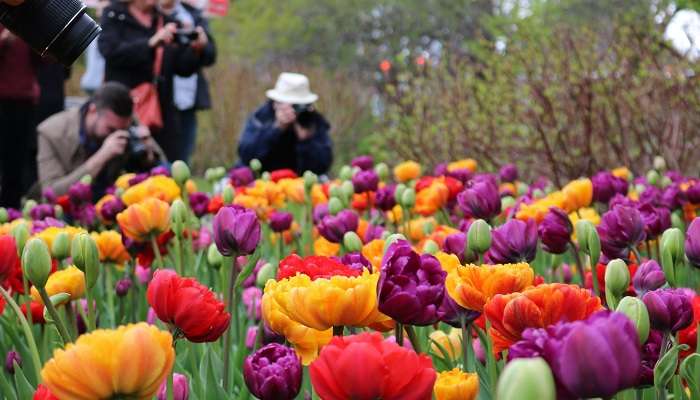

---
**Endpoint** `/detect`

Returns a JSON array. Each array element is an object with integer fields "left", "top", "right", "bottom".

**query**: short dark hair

[{"left": 91, "top": 82, "right": 133, "bottom": 118}]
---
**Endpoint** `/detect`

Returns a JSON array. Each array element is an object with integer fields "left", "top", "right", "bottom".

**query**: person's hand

[
  {"left": 97, "top": 131, "right": 129, "bottom": 161},
  {"left": 0, "top": 28, "right": 15, "bottom": 43},
  {"left": 133, "top": 125, "right": 158, "bottom": 161},
  {"left": 149, "top": 22, "right": 177, "bottom": 47},
  {"left": 294, "top": 123, "right": 314, "bottom": 141},
  {"left": 1, "top": 0, "right": 25, "bottom": 5},
  {"left": 192, "top": 26, "right": 208, "bottom": 49},
  {"left": 274, "top": 102, "right": 296, "bottom": 130}
]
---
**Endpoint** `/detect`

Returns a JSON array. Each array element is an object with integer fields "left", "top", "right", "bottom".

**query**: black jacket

[
  {"left": 180, "top": 3, "right": 216, "bottom": 110},
  {"left": 238, "top": 101, "right": 333, "bottom": 175},
  {"left": 97, "top": 2, "right": 205, "bottom": 160}
]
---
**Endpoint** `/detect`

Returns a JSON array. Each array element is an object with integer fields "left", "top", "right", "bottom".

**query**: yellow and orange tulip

[
  {"left": 116, "top": 198, "right": 170, "bottom": 242},
  {"left": 434, "top": 368, "right": 479, "bottom": 400},
  {"left": 445, "top": 263, "right": 534, "bottom": 312},
  {"left": 394, "top": 161, "right": 422, "bottom": 182},
  {"left": 91, "top": 230, "right": 130, "bottom": 265},
  {"left": 31, "top": 266, "right": 85, "bottom": 305},
  {"left": 121, "top": 175, "right": 181, "bottom": 206}
]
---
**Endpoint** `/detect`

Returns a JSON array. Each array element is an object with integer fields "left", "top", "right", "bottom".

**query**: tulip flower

[
  {"left": 242, "top": 286, "right": 263, "bottom": 320},
  {"left": 0, "top": 235, "right": 20, "bottom": 282},
  {"left": 96, "top": 195, "right": 125, "bottom": 223},
  {"left": 393, "top": 161, "right": 422, "bottom": 182},
  {"left": 352, "top": 170, "right": 379, "bottom": 193},
  {"left": 30, "top": 266, "right": 86, "bottom": 305},
  {"left": 157, "top": 373, "right": 189, "bottom": 400},
  {"left": 188, "top": 191, "right": 210, "bottom": 217},
  {"left": 91, "top": 230, "right": 130, "bottom": 265},
  {"left": 41, "top": 323, "right": 174, "bottom": 399},
  {"left": 243, "top": 343, "right": 302, "bottom": 400},
  {"left": 33, "top": 384, "right": 58, "bottom": 400},
  {"left": 317, "top": 210, "right": 359, "bottom": 243},
  {"left": 597, "top": 205, "right": 646, "bottom": 260},
  {"left": 147, "top": 269, "right": 230, "bottom": 342},
  {"left": 213, "top": 205, "right": 261, "bottom": 256},
  {"left": 561, "top": 178, "right": 593, "bottom": 211},
  {"left": 229, "top": 166, "right": 255, "bottom": 187},
  {"left": 499, "top": 163, "right": 519, "bottom": 183},
  {"left": 446, "top": 262, "right": 534, "bottom": 312},
  {"left": 632, "top": 260, "right": 666, "bottom": 295},
  {"left": 509, "top": 311, "right": 641, "bottom": 399},
  {"left": 434, "top": 368, "right": 479, "bottom": 400},
  {"left": 117, "top": 198, "right": 170, "bottom": 242},
  {"left": 457, "top": 179, "right": 501, "bottom": 220},
  {"left": 538, "top": 207, "right": 573, "bottom": 254},
  {"left": 485, "top": 283, "right": 602, "bottom": 352},
  {"left": 5, "top": 350, "right": 20, "bottom": 374},
  {"left": 269, "top": 211, "right": 293, "bottom": 233},
  {"left": 685, "top": 217, "right": 700, "bottom": 267},
  {"left": 115, "top": 278, "right": 132, "bottom": 297},
  {"left": 375, "top": 184, "right": 397, "bottom": 211},
  {"left": 638, "top": 203, "right": 671, "bottom": 238},
  {"left": 121, "top": 175, "right": 181, "bottom": 206},
  {"left": 351, "top": 155, "right": 374, "bottom": 171},
  {"left": 642, "top": 288, "right": 693, "bottom": 333},
  {"left": 310, "top": 332, "right": 436, "bottom": 400},
  {"left": 377, "top": 240, "right": 446, "bottom": 326},
  {"left": 277, "top": 254, "right": 362, "bottom": 280},
  {"left": 592, "top": 171, "right": 628, "bottom": 204},
  {"left": 678, "top": 295, "right": 700, "bottom": 357},
  {"left": 486, "top": 219, "right": 538, "bottom": 263},
  {"left": 496, "top": 358, "right": 555, "bottom": 400}
]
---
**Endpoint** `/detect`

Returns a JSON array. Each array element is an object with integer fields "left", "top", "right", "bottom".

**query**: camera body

[
  {"left": 125, "top": 126, "right": 152, "bottom": 169},
  {"left": 174, "top": 28, "right": 198, "bottom": 46},
  {"left": 292, "top": 103, "right": 315, "bottom": 128}
]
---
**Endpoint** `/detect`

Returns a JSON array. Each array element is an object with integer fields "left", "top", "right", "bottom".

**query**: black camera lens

[{"left": 0, "top": 0, "right": 101, "bottom": 67}]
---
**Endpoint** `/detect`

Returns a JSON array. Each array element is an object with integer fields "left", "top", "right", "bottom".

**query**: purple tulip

[
  {"left": 447, "top": 168, "right": 473, "bottom": 184},
  {"left": 352, "top": 170, "right": 379, "bottom": 193},
  {"left": 42, "top": 187, "right": 57, "bottom": 203},
  {"left": 592, "top": 171, "right": 628, "bottom": 204},
  {"left": 6, "top": 208, "right": 21, "bottom": 222},
  {"left": 213, "top": 205, "right": 261, "bottom": 256},
  {"left": 434, "top": 163, "right": 449, "bottom": 176},
  {"left": 99, "top": 196, "right": 125, "bottom": 222},
  {"left": 438, "top": 292, "right": 480, "bottom": 328},
  {"left": 639, "top": 330, "right": 663, "bottom": 385},
  {"left": 375, "top": 184, "right": 397, "bottom": 211},
  {"left": 561, "top": 263, "right": 573, "bottom": 283},
  {"left": 243, "top": 344, "right": 302, "bottom": 400},
  {"left": 685, "top": 217, "right": 700, "bottom": 267},
  {"left": 128, "top": 173, "right": 149, "bottom": 186},
  {"left": 115, "top": 278, "right": 132, "bottom": 297},
  {"left": 633, "top": 260, "right": 666, "bottom": 295},
  {"left": 686, "top": 182, "right": 700, "bottom": 204},
  {"left": 243, "top": 259, "right": 266, "bottom": 288},
  {"left": 30, "top": 204, "right": 55, "bottom": 221},
  {"left": 269, "top": 211, "right": 294, "bottom": 233},
  {"left": 312, "top": 204, "right": 329, "bottom": 225},
  {"left": 597, "top": 205, "right": 646, "bottom": 260},
  {"left": 377, "top": 240, "right": 446, "bottom": 326},
  {"left": 243, "top": 286, "right": 263, "bottom": 321},
  {"left": 363, "top": 224, "right": 385, "bottom": 242},
  {"left": 608, "top": 193, "right": 637, "bottom": 210},
  {"left": 665, "top": 170, "right": 685, "bottom": 183},
  {"left": 339, "top": 251, "right": 372, "bottom": 273},
  {"left": 509, "top": 311, "right": 641, "bottom": 399},
  {"left": 157, "top": 373, "right": 189, "bottom": 400},
  {"left": 30, "top": 217, "right": 65, "bottom": 235},
  {"left": 73, "top": 204, "right": 97, "bottom": 227},
  {"left": 538, "top": 207, "right": 573, "bottom": 254},
  {"left": 457, "top": 179, "right": 501, "bottom": 220},
  {"left": 487, "top": 219, "right": 538, "bottom": 263},
  {"left": 351, "top": 155, "right": 374, "bottom": 171},
  {"left": 5, "top": 350, "right": 20, "bottom": 374},
  {"left": 317, "top": 210, "right": 358, "bottom": 243},
  {"left": 638, "top": 203, "right": 670, "bottom": 238},
  {"left": 68, "top": 182, "right": 92, "bottom": 204},
  {"left": 661, "top": 184, "right": 686, "bottom": 210},
  {"left": 246, "top": 326, "right": 258, "bottom": 349},
  {"left": 642, "top": 288, "right": 694, "bottom": 333},
  {"left": 442, "top": 232, "right": 475, "bottom": 263},
  {"left": 150, "top": 165, "right": 170, "bottom": 177},
  {"left": 230, "top": 166, "right": 255, "bottom": 187},
  {"left": 639, "top": 186, "right": 663, "bottom": 206},
  {"left": 499, "top": 163, "right": 519, "bottom": 183},
  {"left": 189, "top": 192, "right": 210, "bottom": 217}
]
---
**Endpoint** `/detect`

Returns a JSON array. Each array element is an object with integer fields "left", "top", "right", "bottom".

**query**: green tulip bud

[
  {"left": 671, "top": 211, "right": 685, "bottom": 231},
  {"left": 616, "top": 296, "right": 650, "bottom": 344},
  {"left": 501, "top": 196, "right": 516, "bottom": 210},
  {"left": 634, "top": 183, "right": 646, "bottom": 195},
  {"left": 48, "top": 292, "right": 71, "bottom": 308},
  {"left": 11, "top": 222, "right": 29, "bottom": 256},
  {"left": 22, "top": 238, "right": 52, "bottom": 288},
  {"left": 516, "top": 182, "right": 529, "bottom": 197},
  {"left": 383, "top": 233, "right": 407, "bottom": 254},
  {"left": 341, "top": 181, "right": 355, "bottom": 200},
  {"left": 339, "top": 165, "right": 353, "bottom": 181},
  {"left": 169, "top": 199, "right": 188, "bottom": 236},
  {"left": 171, "top": 160, "right": 191, "bottom": 185},
  {"left": 605, "top": 259, "right": 629, "bottom": 304},
  {"left": 343, "top": 232, "right": 363, "bottom": 253},
  {"left": 22, "top": 199, "right": 37, "bottom": 218},
  {"left": 328, "top": 197, "right": 344, "bottom": 216},
  {"left": 329, "top": 186, "right": 343, "bottom": 199},
  {"left": 54, "top": 205, "right": 63, "bottom": 219},
  {"left": 653, "top": 156, "right": 667, "bottom": 172},
  {"left": 261, "top": 171, "right": 271, "bottom": 181},
  {"left": 532, "top": 189, "right": 544, "bottom": 199},
  {"left": 250, "top": 158, "right": 262, "bottom": 173},
  {"left": 51, "top": 232, "right": 71, "bottom": 260},
  {"left": 660, "top": 227, "right": 684, "bottom": 286},
  {"left": 646, "top": 170, "right": 660, "bottom": 186},
  {"left": 71, "top": 233, "right": 100, "bottom": 289},
  {"left": 114, "top": 187, "right": 124, "bottom": 198},
  {"left": 394, "top": 184, "right": 407, "bottom": 202},
  {"left": 214, "top": 167, "right": 226, "bottom": 180},
  {"left": 423, "top": 239, "right": 439, "bottom": 255},
  {"left": 421, "top": 220, "right": 435, "bottom": 236},
  {"left": 497, "top": 357, "right": 556, "bottom": 400},
  {"left": 661, "top": 176, "right": 672, "bottom": 188},
  {"left": 256, "top": 262, "right": 276, "bottom": 287},
  {"left": 374, "top": 163, "right": 389, "bottom": 181},
  {"left": 468, "top": 219, "right": 492, "bottom": 255},
  {"left": 222, "top": 185, "right": 235, "bottom": 205},
  {"left": 575, "top": 220, "right": 600, "bottom": 266},
  {"left": 207, "top": 243, "right": 223, "bottom": 269},
  {"left": 303, "top": 171, "right": 318, "bottom": 190},
  {"left": 401, "top": 188, "right": 416, "bottom": 208},
  {"left": 204, "top": 168, "right": 216, "bottom": 181},
  {"left": 0, "top": 207, "right": 7, "bottom": 223},
  {"left": 80, "top": 174, "right": 92, "bottom": 185}
]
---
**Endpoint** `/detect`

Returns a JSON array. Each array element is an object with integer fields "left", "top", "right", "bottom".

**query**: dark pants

[
  {"left": 178, "top": 108, "right": 197, "bottom": 164},
  {"left": 0, "top": 100, "right": 36, "bottom": 208}
]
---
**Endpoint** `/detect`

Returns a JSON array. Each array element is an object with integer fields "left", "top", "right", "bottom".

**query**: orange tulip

[
  {"left": 361, "top": 239, "right": 385, "bottom": 271},
  {"left": 612, "top": 167, "right": 631, "bottom": 180},
  {"left": 116, "top": 198, "right": 170, "bottom": 242},
  {"left": 447, "top": 159, "right": 477, "bottom": 173},
  {"left": 445, "top": 263, "right": 534, "bottom": 312},
  {"left": 121, "top": 175, "right": 181, "bottom": 206},
  {"left": 314, "top": 236, "right": 340, "bottom": 257},
  {"left": 394, "top": 161, "right": 422, "bottom": 182},
  {"left": 415, "top": 181, "right": 449, "bottom": 216},
  {"left": 484, "top": 283, "right": 603, "bottom": 352},
  {"left": 91, "top": 230, "right": 130, "bottom": 265},
  {"left": 562, "top": 178, "right": 593, "bottom": 211}
]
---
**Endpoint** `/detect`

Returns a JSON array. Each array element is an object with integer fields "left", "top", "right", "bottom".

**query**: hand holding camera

[
  {"left": 148, "top": 22, "right": 177, "bottom": 47},
  {"left": 274, "top": 103, "right": 297, "bottom": 130},
  {"left": 98, "top": 131, "right": 129, "bottom": 161}
]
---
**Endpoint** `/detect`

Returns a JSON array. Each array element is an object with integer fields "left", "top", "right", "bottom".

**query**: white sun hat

[{"left": 265, "top": 72, "right": 319, "bottom": 105}]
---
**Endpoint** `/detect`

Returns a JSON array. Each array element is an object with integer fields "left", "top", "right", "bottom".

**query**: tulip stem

[
  {"left": 150, "top": 234, "right": 164, "bottom": 269},
  {"left": 173, "top": 234, "right": 183, "bottom": 276},
  {"left": 631, "top": 247, "right": 643, "bottom": 264},
  {"left": 461, "top": 317, "right": 474, "bottom": 372},
  {"left": 167, "top": 371, "right": 174, "bottom": 400},
  {"left": 38, "top": 288, "right": 72, "bottom": 345},
  {"left": 86, "top": 282, "right": 96, "bottom": 331},
  {"left": 395, "top": 323, "right": 404, "bottom": 346},
  {"left": 222, "top": 254, "right": 239, "bottom": 393},
  {"left": 21, "top": 273, "right": 32, "bottom": 325},
  {"left": 406, "top": 325, "right": 422, "bottom": 353},
  {"left": 568, "top": 240, "right": 585, "bottom": 285},
  {"left": 0, "top": 287, "right": 42, "bottom": 383}
]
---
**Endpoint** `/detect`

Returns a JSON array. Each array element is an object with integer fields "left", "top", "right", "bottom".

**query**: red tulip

[
  {"left": 310, "top": 332, "right": 436, "bottom": 400},
  {"left": 0, "top": 235, "right": 20, "bottom": 283},
  {"left": 146, "top": 270, "right": 230, "bottom": 342},
  {"left": 271, "top": 169, "right": 298, "bottom": 182},
  {"left": 277, "top": 254, "right": 361, "bottom": 281},
  {"left": 21, "top": 301, "right": 46, "bottom": 324},
  {"left": 33, "top": 384, "right": 58, "bottom": 400},
  {"left": 679, "top": 295, "right": 700, "bottom": 358}
]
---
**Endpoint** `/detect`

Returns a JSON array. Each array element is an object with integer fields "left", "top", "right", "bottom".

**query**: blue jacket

[{"left": 237, "top": 101, "right": 333, "bottom": 175}]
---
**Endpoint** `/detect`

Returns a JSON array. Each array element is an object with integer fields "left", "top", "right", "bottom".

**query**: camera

[
  {"left": 174, "top": 28, "right": 198, "bottom": 46},
  {"left": 126, "top": 126, "right": 153, "bottom": 170},
  {"left": 292, "top": 103, "right": 315, "bottom": 128},
  {"left": 0, "top": 0, "right": 101, "bottom": 67}
]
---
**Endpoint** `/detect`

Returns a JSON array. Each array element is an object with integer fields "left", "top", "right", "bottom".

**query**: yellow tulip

[
  {"left": 612, "top": 167, "right": 631, "bottom": 180},
  {"left": 313, "top": 236, "right": 339, "bottom": 257},
  {"left": 31, "top": 266, "right": 85, "bottom": 305},
  {"left": 562, "top": 178, "right": 593, "bottom": 211},
  {"left": 434, "top": 368, "right": 479, "bottom": 400},
  {"left": 41, "top": 323, "right": 174, "bottom": 399},
  {"left": 435, "top": 252, "right": 462, "bottom": 274},
  {"left": 447, "top": 158, "right": 478, "bottom": 173},
  {"left": 116, "top": 198, "right": 170, "bottom": 242},
  {"left": 121, "top": 175, "right": 181, "bottom": 206},
  {"left": 569, "top": 207, "right": 601, "bottom": 240},
  {"left": 430, "top": 329, "right": 462, "bottom": 361},
  {"left": 445, "top": 263, "right": 534, "bottom": 311},
  {"left": 394, "top": 161, "right": 422, "bottom": 182},
  {"left": 91, "top": 230, "right": 130, "bottom": 265},
  {"left": 362, "top": 239, "right": 386, "bottom": 271},
  {"left": 114, "top": 173, "right": 135, "bottom": 190}
]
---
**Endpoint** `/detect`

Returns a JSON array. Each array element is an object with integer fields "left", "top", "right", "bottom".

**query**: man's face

[{"left": 85, "top": 104, "right": 131, "bottom": 140}]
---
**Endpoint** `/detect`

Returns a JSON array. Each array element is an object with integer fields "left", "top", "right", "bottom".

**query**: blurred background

[{"left": 65, "top": 0, "right": 700, "bottom": 183}]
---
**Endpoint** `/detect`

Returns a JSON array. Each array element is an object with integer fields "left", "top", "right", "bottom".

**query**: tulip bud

[
  {"left": 634, "top": 183, "right": 646, "bottom": 195},
  {"left": 339, "top": 165, "right": 353, "bottom": 181},
  {"left": 423, "top": 239, "right": 439, "bottom": 255},
  {"left": 660, "top": 227, "right": 684, "bottom": 286},
  {"left": 646, "top": 170, "right": 660, "bottom": 186},
  {"left": 5, "top": 350, "right": 20, "bottom": 375},
  {"left": 653, "top": 156, "right": 667, "bottom": 172},
  {"left": 48, "top": 292, "right": 71, "bottom": 307},
  {"left": 422, "top": 220, "right": 435, "bottom": 236},
  {"left": 516, "top": 182, "right": 529, "bottom": 197},
  {"left": 660, "top": 176, "right": 672, "bottom": 188},
  {"left": 80, "top": 174, "right": 92, "bottom": 185},
  {"left": 671, "top": 211, "right": 685, "bottom": 231},
  {"left": 394, "top": 183, "right": 407, "bottom": 201},
  {"left": 51, "top": 232, "right": 71, "bottom": 260},
  {"left": 401, "top": 188, "right": 416, "bottom": 208},
  {"left": 204, "top": 168, "right": 216, "bottom": 181},
  {"left": 250, "top": 158, "right": 262, "bottom": 173},
  {"left": 575, "top": 220, "right": 600, "bottom": 267},
  {"left": 340, "top": 232, "right": 360, "bottom": 253},
  {"left": 213, "top": 167, "right": 226, "bottom": 180},
  {"left": 383, "top": 233, "right": 407, "bottom": 254},
  {"left": 328, "top": 186, "right": 341, "bottom": 200},
  {"left": 605, "top": 259, "right": 629, "bottom": 307},
  {"left": 261, "top": 171, "right": 271, "bottom": 181},
  {"left": 497, "top": 357, "right": 556, "bottom": 400},
  {"left": 10, "top": 222, "right": 29, "bottom": 256},
  {"left": 22, "top": 238, "right": 51, "bottom": 288},
  {"left": 328, "top": 197, "right": 344, "bottom": 216},
  {"left": 340, "top": 180, "right": 354, "bottom": 199},
  {"left": 157, "top": 373, "right": 189, "bottom": 400},
  {"left": 0, "top": 208, "right": 7, "bottom": 223},
  {"left": 375, "top": 162, "right": 389, "bottom": 181},
  {"left": 115, "top": 278, "right": 132, "bottom": 297},
  {"left": 169, "top": 199, "right": 188, "bottom": 236},
  {"left": 616, "top": 296, "right": 650, "bottom": 344},
  {"left": 532, "top": 189, "right": 544, "bottom": 199},
  {"left": 467, "top": 219, "right": 492, "bottom": 255},
  {"left": 255, "top": 262, "right": 276, "bottom": 287},
  {"left": 501, "top": 196, "right": 516, "bottom": 210},
  {"left": 303, "top": 171, "right": 317, "bottom": 190},
  {"left": 171, "top": 160, "right": 191, "bottom": 185},
  {"left": 71, "top": 233, "right": 100, "bottom": 289},
  {"left": 207, "top": 243, "right": 223, "bottom": 269},
  {"left": 22, "top": 199, "right": 37, "bottom": 218},
  {"left": 222, "top": 185, "right": 234, "bottom": 205}
]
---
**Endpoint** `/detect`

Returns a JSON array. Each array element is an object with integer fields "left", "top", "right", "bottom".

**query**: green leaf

[
  {"left": 234, "top": 249, "right": 261, "bottom": 289},
  {"left": 0, "top": 370, "right": 18, "bottom": 400},
  {"left": 680, "top": 353, "right": 700, "bottom": 399},
  {"left": 654, "top": 343, "right": 690, "bottom": 390},
  {"left": 12, "top": 362, "right": 35, "bottom": 400}
]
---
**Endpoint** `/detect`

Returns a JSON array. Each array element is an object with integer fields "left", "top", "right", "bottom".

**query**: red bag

[{"left": 131, "top": 17, "right": 164, "bottom": 130}]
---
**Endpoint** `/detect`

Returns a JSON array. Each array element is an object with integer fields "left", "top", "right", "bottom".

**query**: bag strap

[{"left": 152, "top": 15, "right": 164, "bottom": 83}]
